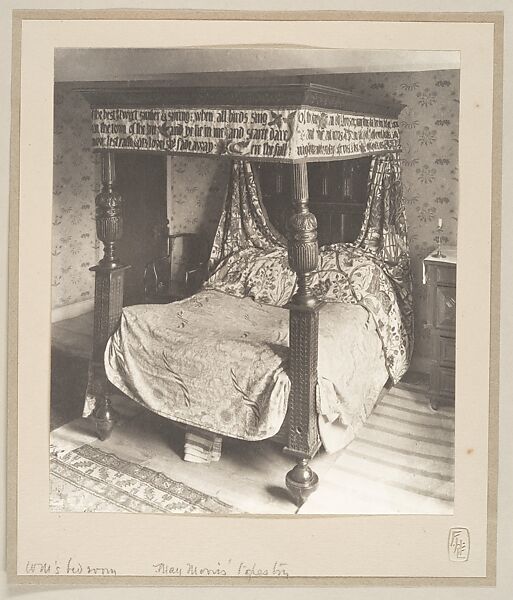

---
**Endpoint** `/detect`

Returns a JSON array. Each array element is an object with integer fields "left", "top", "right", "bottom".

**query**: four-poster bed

[{"left": 79, "top": 83, "right": 412, "bottom": 507}]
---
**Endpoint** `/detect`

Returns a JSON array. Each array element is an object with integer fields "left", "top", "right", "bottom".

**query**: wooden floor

[{"left": 51, "top": 311, "right": 453, "bottom": 515}]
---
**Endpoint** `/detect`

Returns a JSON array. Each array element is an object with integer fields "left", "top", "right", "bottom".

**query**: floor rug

[{"left": 50, "top": 444, "right": 239, "bottom": 514}]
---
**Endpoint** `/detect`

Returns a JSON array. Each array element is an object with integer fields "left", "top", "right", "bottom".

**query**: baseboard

[
  {"left": 409, "top": 355, "right": 431, "bottom": 376},
  {"left": 51, "top": 298, "right": 94, "bottom": 323}
]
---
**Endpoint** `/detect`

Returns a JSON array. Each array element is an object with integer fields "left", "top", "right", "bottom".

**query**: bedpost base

[
  {"left": 285, "top": 459, "right": 319, "bottom": 508},
  {"left": 93, "top": 397, "right": 116, "bottom": 441}
]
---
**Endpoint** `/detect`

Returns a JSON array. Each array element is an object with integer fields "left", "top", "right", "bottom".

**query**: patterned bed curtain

[
  {"left": 210, "top": 156, "right": 411, "bottom": 282},
  {"left": 208, "top": 160, "right": 286, "bottom": 272},
  {"left": 351, "top": 152, "right": 414, "bottom": 356},
  {"left": 354, "top": 153, "right": 409, "bottom": 266}
]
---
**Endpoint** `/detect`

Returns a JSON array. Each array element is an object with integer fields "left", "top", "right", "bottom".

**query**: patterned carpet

[{"left": 50, "top": 444, "right": 239, "bottom": 514}]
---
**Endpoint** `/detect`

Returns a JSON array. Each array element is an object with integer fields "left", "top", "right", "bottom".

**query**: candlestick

[{"left": 434, "top": 221, "right": 446, "bottom": 258}]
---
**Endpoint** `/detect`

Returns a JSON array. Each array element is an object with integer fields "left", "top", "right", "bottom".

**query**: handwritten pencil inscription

[
  {"left": 24, "top": 557, "right": 290, "bottom": 578},
  {"left": 25, "top": 558, "right": 117, "bottom": 576},
  {"left": 152, "top": 560, "right": 290, "bottom": 577}
]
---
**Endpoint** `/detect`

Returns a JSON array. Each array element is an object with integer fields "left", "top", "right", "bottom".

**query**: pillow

[
  {"left": 205, "top": 247, "right": 296, "bottom": 306},
  {"left": 206, "top": 245, "right": 358, "bottom": 307}
]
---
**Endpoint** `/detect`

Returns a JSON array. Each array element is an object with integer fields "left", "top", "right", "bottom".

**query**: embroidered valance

[
  {"left": 83, "top": 83, "right": 403, "bottom": 162},
  {"left": 91, "top": 106, "right": 400, "bottom": 161}
]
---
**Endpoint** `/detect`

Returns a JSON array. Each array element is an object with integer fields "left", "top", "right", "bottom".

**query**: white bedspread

[{"left": 104, "top": 290, "right": 388, "bottom": 449}]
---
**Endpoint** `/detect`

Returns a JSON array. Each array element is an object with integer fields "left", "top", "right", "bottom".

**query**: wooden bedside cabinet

[{"left": 423, "top": 247, "right": 457, "bottom": 410}]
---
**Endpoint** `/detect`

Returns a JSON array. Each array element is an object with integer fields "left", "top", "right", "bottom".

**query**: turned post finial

[
  {"left": 95, "top": 151, "right": 124, "bottom": 268},
  {"left": 287, "top": 162, "right": 319, "bottom": 307}
]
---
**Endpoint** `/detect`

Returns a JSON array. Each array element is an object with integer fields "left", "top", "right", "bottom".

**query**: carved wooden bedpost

[
  {"left": 284, "top": 161, "right": 322, "bottom": 507},
  {"left": 90, "top": 151, "right": 130, "bottom": 440}
]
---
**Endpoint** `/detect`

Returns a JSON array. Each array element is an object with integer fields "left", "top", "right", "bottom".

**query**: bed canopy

[{"left": 81, "top": 82, "right": 410, "bottom": 506}]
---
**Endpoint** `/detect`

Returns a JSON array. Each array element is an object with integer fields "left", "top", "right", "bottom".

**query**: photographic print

[
  {"left": 49, "top": 47, "right": 460, "bottom": 516},
  {"left": 8, "top": 10, "right": 500, "bottom": 584}
]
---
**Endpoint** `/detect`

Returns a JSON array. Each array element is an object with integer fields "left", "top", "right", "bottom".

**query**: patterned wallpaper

[
  {"left": 167, "top": 156, "right": 230, "bottom": 248},
  {"left": 52, "top": 83, "right": 101, "bottom": 309},
  {"left": 53, "top": 70, "right": 459, "bottom": 367}
]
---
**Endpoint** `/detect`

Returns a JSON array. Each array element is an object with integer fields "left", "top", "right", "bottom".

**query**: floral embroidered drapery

[
  {"left": 208, "top": 159, "right": 286, "bottom": 270},
  {"left": 206, "top": 156, "right": 414, "bottom": 382}
]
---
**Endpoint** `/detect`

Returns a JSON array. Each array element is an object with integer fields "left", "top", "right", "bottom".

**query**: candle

[{"left": 438, "top": 218, "right": 443, "bottom": 228}]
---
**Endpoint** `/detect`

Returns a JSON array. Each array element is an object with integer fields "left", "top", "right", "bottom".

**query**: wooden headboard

[{"left": 256, "top": 157, "right": 371, "bottom": 246}]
